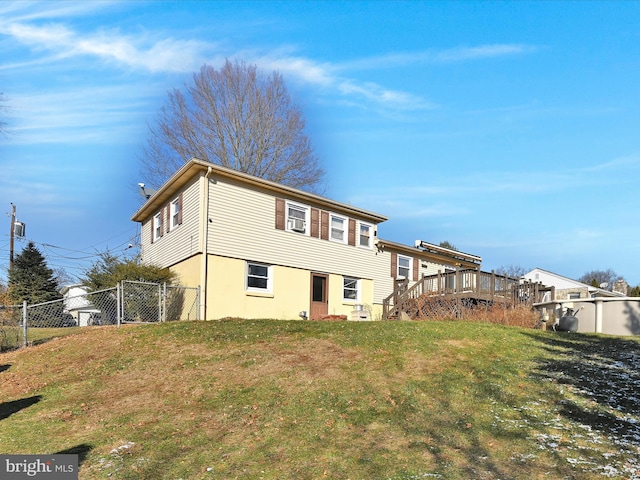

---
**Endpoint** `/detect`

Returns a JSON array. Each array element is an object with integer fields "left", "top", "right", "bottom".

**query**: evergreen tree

[{"left": 8, "top": 242, "right": 61, "bottom": 305}]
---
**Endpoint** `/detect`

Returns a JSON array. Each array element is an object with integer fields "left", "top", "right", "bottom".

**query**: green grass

[{"left": 1, "top": 320, "right": 639, "bottom": 479}]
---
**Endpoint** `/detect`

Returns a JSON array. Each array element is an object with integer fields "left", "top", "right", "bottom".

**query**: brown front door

[{"left": 310, "top": 273, "right": 328, "bottom": 320}]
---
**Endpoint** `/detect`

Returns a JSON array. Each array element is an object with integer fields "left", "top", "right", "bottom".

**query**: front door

[{"left": 310, "top": 273, "right": 328, "bottom": 320}]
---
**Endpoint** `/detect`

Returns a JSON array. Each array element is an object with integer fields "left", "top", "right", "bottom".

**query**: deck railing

[{"left": 383, "top": 269, "right": 553, "bottom": 320}]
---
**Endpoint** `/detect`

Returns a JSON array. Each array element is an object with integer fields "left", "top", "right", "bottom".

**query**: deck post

[
  {"left": 473, "top": 270, "right": 479, "bottom": 294},
  {"left": 490, "top": 270, "right": 496, "bottom": 302}
]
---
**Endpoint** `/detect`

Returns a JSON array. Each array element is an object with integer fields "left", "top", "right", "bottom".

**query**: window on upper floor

[
  {"left": 343, "top": 276, "right": 360, "bottom": 302},
  {"left": 359, "top": 222, "right": 373, "bottom": 248},
  {"left": 330, "top": 214, "right": 347, "bottom": 243},
  {"left": 397, "top": 255, "right": 412, "bottom": 279},
  {"left": 170, "top": 197, "right": 181, "bottom": 230},
  {"left": 286, "top": 202, "right": 309, "bottom": 235},
  {"left": 153, "top": 212, "right": 163, "bottom": 242},
  {"left": 246, "top": 262, "right": 273, "bottom": 293}
]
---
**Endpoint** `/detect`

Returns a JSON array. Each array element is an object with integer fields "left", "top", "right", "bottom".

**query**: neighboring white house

[
  {"left": 60, "top": 284, "right": 101, "bottom": 327},
  {"left": 525, "top": 268, "right": 640, "bottom": 336},
  {"left": 523, "top": 268, "right": 624, "bottom": 301}
]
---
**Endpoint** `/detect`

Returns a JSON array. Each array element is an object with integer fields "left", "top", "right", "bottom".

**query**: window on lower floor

[
  {"left": 343, "top": 276, "right": 360, "bottom": 301},
  {"left": 246, "top": 262, "right": 273, "bottom": 292}
]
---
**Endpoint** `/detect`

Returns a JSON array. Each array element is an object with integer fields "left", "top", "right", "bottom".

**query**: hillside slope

[{"left": 1, "top": 320, "right": 639, "bottom": 479}]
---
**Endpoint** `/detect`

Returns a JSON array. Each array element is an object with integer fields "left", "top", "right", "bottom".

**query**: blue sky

[{"left": 1, "top": 1, "right": 639, "bottom": 286}]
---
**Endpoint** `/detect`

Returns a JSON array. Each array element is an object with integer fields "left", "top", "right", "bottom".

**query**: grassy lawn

[{"left": 1, "top": 319, "right": 639, "bottom": 479}]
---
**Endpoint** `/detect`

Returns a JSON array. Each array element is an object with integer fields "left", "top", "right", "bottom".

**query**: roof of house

[
  {"left": 132, "top": 158, "right": 389, "bottom": 224},
  {"left": 525, "top": 267, "right": 625, "bottom": 297},
  {"left": 60, "top": 284, "right": 88, "bottom": 296},
  {"left": 377, "top": 238, "right": 482, "bottom": 270}
]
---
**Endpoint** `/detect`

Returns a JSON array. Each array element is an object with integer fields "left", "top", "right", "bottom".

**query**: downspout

[{"left": 200, "top": 166, "right": 213, "bottom": 320}]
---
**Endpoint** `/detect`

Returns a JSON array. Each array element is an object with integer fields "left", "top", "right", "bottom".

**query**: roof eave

[
  {"left": 132, "top": 158, "right": 388, "bottom": 224},
  {"left": 377, "top": 238, "right": 482, "bottom": 269}
]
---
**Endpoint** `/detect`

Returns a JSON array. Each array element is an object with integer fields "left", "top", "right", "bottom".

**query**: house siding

[
  {"left": 206, "top": 175, "right": 381, "bottom": 282},
  {"left": 140, "top": 176, "right": 201, "bottom": 268},
  {"left": 205, "top": 255, "right": 375, "bottom": 319},
  {"left": 169, "top": 254, "right": 202, "bottom": 289}
]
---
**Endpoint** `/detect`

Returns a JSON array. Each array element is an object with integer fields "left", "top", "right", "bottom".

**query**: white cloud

[
  {"left": 346, "top": 155, "right": 634, "bottom": 222},
  {"left": 0, "top": 4, "right": 540, "bottom": 126},
  {"left": 581, "top": 154, "right": 640, "bottom": 173},
  {"left": 2, "top": 22, "right": 209, "bottom": 73},
  {"left": 339, "top": 44, "right": 538, "bottom": 71},
  {"left": 0, "top": 1, "right": 110, "bottom": 23},
  {"left": 4, "top": 85, "right": 159, "bottom": 145},
  {"left": 257, "top": 53, "right": 436, "bottom": 111}
]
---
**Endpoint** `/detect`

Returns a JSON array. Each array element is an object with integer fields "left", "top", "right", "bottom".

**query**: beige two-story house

[{"left": 131, "top": 158, "right": 481, "bottom": 320}]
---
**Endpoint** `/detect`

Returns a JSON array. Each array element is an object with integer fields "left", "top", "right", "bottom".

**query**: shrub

[{"left": 407, "top": 294, "right": 540, "bottom": 328}]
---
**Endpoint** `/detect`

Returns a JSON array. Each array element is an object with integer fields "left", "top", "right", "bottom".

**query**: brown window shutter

[
  {"left": 178, "top": 192, "right": 183, "bottom": 225},
  {"left": 165, "top": 205, "right": 170, "bottom": 234},
  {"left": 391, "top": 252, "right": 397, "bottom": 278},
  {"left": 413, "top": 257, "right": 419, "bottom": 281},
  {"left": 310, "top": 208, "right": 319, "bottom": 238},
  {"left": 275, "top": 198, "right": 285, "bottom": 230},
  {"left": 150, "top": 219, "right": 154, "bottom": 244},
  {"left": 320, "top": 211, "right": 329, "bottom": 240},
  {"left": 348, "top": 219, "right": 356, "bottom": 246}
]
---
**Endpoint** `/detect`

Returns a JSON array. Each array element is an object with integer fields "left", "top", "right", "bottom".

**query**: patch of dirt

[
  {"left": 219, "top": 338, "right": 363, "bottom": 390},
  {"left": 0, "top": 328, "right": 131, "bottom": 399}
]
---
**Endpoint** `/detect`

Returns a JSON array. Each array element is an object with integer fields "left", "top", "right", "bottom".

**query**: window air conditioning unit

[{"left": 287, "top": 218, "right": 306, "bottom": 233}]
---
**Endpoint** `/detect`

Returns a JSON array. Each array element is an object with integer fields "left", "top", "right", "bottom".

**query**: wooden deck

[{"left": 383, "top": 269, "right": 554, "bottom": 320}]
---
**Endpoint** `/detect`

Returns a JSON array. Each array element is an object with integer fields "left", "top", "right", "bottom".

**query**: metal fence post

[
  {"left": 161, "top": 283, "right": 166, "bottom": 322},
  {"left": 196, "top": 286, "right": 201, "bottom": 321},
  {"left": 22, "top": 300, "right": 27, "bottom": 348},
  {"left": 117, "top": 282, "right": 121, "bottom": 327}
]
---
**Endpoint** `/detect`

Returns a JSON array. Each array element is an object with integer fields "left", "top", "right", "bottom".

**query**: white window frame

[
  {"left": 153, "top": 212, "right": 162, "bottom": 242},
  {"left": 358, "top": 222, "right": 373, "bottom": 248},
  {"left": 343, "top": 276, "right": 360, "bottom": 302},
  {"left": 330, "top": 213, "right": 348, "bottom": 243},
  {"left": 246, "top": 262, "right": 273, "bottom": 293},
  {"left": 285, "top": 202, "right": 309, "bottom": 235},
  {"left": 397, "top": 255, "right": 412, "bottom": 280},
  {"left": 170, "top": 197, "right": 180, "bottom": 230}
]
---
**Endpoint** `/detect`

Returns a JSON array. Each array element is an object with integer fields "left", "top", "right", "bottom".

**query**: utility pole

[{"left": 9, "top": 203, "right": 16, "bottom": 271}]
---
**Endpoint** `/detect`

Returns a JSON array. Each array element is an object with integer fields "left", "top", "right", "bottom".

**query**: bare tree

[
  {"left": 495, "top": 265, "right": 529, "bottom": 279},
  {"left": 578, "top": 269, "right": 619, "bottom": 290},
  {"left": 140, "top": 59, "right": 324, "bottom": 191}
]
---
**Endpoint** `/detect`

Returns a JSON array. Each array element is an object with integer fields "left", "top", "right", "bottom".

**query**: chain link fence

[
  {"left": 0, "top": 282, "right": 200, "bottom": 351},
  {"left": 0, "top": 304, "right": 23, "bottom": 351}
]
